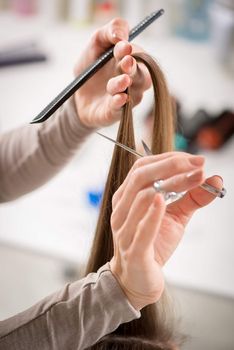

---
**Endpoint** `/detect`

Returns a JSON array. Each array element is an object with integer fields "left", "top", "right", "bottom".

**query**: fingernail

[
  {"left": 214, "top": 175, "right": 223, "bottom": 183},
  {"left": 189, "top": 156, "right": 205, "bottom": 166},
  {"left": 186, "top": 169, "right": 203, "bottom": 182}
]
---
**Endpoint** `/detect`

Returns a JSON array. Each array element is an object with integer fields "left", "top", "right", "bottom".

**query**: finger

[
  {"left": 159, "top": 169, "right": 205, "bottom": 193},
  {"left": 103, "top": 93, "right": 129, "bottom": 125},
  {"left": 109, "top": 93, "right": 129, "bottom": 110},
  {"left": 119, "top": 60, "right": 152, "bottom": 104},
  {"left": 132, "top": 193, "right": 166, "bottom": 253},
  {"left": 130, "top": 62, "right": 152, "bottom": 93},
  {"left": 114, "top": 43, "right": 151, "bottom": 91},
  {"left": 111, "top": 18, "right": 129, "bottom": 42},
  {"left": 168, "top": 175, "right": 223, "bottom": 224},
  {"left": 107, "top": 74, "right": 132, "bottom": 95},
  {"left": 92, "top": 18, "right": 129, "bottom": 57},
  {"left": 112, "top": 187, "right": 156, "bottom": 247},
  {"left": 119, "top": 55, "right": 137, "bottom": 76},
  {"left": 112, "top": 152, "right": 202, "bottom": 208},
  {"left": 113, "top": 155, "right": 205, "bottom": 225},
  {"left": 132, "top": 155, "right": 205, "bottom": 187},
  {"left": 114, "top": 41, "right": 132, "bottom": 62}
]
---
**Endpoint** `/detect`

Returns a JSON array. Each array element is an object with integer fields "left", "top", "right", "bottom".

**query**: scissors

[{"left": 96, "top": 131, "right": 226, "bottom": 203}]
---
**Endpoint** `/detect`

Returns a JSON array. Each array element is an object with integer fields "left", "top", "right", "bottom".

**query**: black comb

[{"left": 30, "top": 9, "right": 164, "bottom": 124}]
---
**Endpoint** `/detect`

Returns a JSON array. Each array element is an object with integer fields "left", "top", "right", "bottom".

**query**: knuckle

[
  {"left": 111, "top": 194, "right": 117, "bottom": 209},
  {"left": 90, "top": 30, "right": 100, "bottom": 46},
  {"left": 112, "top": 187, "right": 121, "bottom": 208},
  {"left": 134, "top": 157, "right": 145, "bottom": 169},
  {"left": 112, "top": 202, "right": 129, "bottom": 231},
  {"left": 136, "top": 188, "right": 154, "bottom": 204},
  {"left": 112, "top": 193, "right": 117, "bottom": 209},
  {"left": 171, "top": 155, "right": 192, "bottom": 173},
  {"left": 131, "top": 172, "right": 138, "bottom": 188},
  {"left": 132, "top": 168, "right": 144, "bottom": 186},
  {"left": 111, "top": 17, "right": 128, "bottom": 29},
  {"left": 111, "top": 211, "right": 118, "bottom": 231},
  {"left": 170, "top": 156, "right": 182, "bottom": 172}
]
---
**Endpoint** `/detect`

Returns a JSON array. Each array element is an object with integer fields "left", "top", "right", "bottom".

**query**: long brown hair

[{"left": 85, "top": 53, "right": 179, "bottom": 349}]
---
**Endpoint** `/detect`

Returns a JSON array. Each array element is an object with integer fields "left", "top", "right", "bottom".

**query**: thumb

[
  {"left": 91, "top": 18, "right": 129, "bottom": 57},
  {"left": 169, "top": 175, "right": 223, "bottom": 222}
]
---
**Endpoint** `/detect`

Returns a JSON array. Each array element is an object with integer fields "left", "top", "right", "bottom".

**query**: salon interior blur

[{"left": 0, "top": 0, "right": 233, "bottom": 349}]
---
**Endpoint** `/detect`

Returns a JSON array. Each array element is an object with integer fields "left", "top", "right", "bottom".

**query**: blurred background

[{"left": 0, "top": 1, "right": 233, "bottom": 349}]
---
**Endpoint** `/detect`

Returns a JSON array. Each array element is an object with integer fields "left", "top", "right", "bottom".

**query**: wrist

[{"left": 110, "top": 259, "right": 162, "bottom": 311}]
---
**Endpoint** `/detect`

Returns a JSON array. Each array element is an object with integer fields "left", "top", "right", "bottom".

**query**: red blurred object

[
  {"left": 94, "top": 0, "right": 118, "bottom": 23},
  {"left": 101, "top": 2, "right": 113, "bottom": 12},
  {"left": 11, "top": 0, "right": 37, "bottom": 15},
  {"left": 196, "top": 111, "right": 234, "bottom": 150}
]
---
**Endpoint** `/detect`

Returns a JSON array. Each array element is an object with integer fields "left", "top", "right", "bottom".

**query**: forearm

[
  {"left": 0, "top": 263, "right": 140, "bottom": 350},
  {"left": 0, "top": 97, "right": 94, "bottom": 202}
]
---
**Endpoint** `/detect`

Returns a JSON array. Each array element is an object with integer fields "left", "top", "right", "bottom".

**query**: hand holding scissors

[
  {"left": 97, "top": 131, "right": 226, "bottom": 203},
  {"left": 109, "top": 144, "right": 224, "bottom": 310}
]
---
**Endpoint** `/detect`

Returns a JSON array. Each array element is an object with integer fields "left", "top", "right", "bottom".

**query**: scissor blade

[
  {"left": 96, "top": 131, "right": 144, "bottom": 158},
  {"left": 141, "top": 139, "right": 153, "bottom": 156},
  {"left": 97, "top": 132, "right": 226, "bottom": 199},
  {"left": 142, "top": 139, "right": 226, "bottom": 198}
]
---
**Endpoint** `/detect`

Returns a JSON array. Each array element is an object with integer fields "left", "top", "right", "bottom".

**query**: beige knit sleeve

[
  {"left": 0, "top": 263, "right": 140, "bottom": 350},
  {"left": 0, "top": 97, "right": 94, "bottom": 202}
]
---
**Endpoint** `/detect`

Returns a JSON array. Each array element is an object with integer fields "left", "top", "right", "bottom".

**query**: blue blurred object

[
  {"left": 173, "top": 0, "right": 211, "bottom": 41},
  {"left": 87, "top": 189, "right": 103, "bottom": 208},
  {"left": 174, "top": 132, "right": 188, "bottom": 151}
]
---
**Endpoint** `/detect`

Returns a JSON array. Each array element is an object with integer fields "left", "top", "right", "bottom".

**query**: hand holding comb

[{"left": 30, "top": 9, "right": 164, "bottom": 124}]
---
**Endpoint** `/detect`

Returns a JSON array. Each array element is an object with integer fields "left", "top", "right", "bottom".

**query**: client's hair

[
  {"left": 85, "top": 53, "right": 181, "bottom": 349},
  {"left": 89, "top": 335, "right": 176, "bottom": 350}
]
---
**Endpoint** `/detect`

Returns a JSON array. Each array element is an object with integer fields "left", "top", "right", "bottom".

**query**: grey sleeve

[
  {"left": 0, "top": 97, "right": 94, "bottom": 202},
  {"left": 0, "top": 263, "right": 140, "bottom": 350}
]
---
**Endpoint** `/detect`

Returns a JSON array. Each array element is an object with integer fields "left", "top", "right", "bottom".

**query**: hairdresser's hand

[
  {"left": 73, "top": 18, "right": 151, "bottom": 128},
  {"left": 110, "top": 189, "right": 166, "bottom": 311},
  {"left": 110, "top": 152, "right": 223, "bottom": 310}
]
